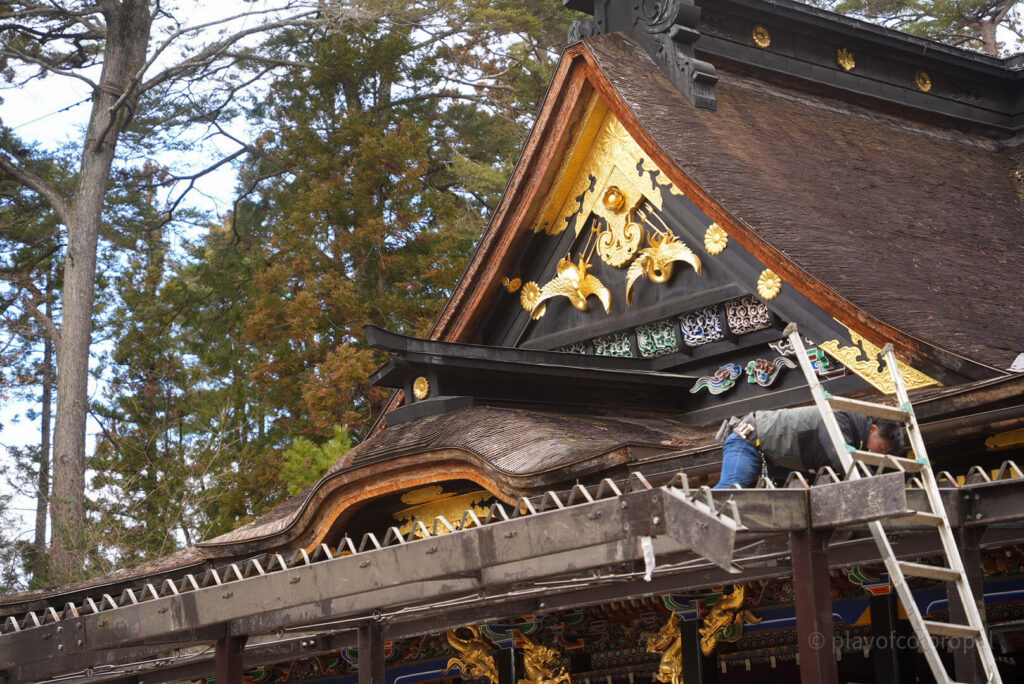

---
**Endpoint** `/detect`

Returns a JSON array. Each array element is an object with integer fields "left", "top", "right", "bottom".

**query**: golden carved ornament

[
  {"left": 531, "top": 95, "right": 684, "bottom": 239},
  {"left": 393, "top": 486, "right": 491, "bottom": 538},
  {"left": 818, "top": 326, "right": 940, "bottom": 395},
  {"left": 914, "top": 70, "right": 932, "bottom": 93},
  {"left": 626, "top": 231, "right": 702, "bottom": 306},
  {"left": 837, "top": 47, "right": 855, "bottom": 71},
  {"left": 597, "top": 218, "right": 645, "bottom": 267},
  {"left": 646, "top": 612, "right": 683, "bottom": 684},
  {"left": 445, "top": 626, "right": 498, "bottom": 684},
  {"left": 503, "top": 276, "right": 522, "bottom": 293},
  {"left": 531, "top": 255, "right": 611, "bottom": 319},
  {"left": 412, "top": 376, "right": 430, "bottom": 400},
  {"left": 756, "top": 269, "right": 782, "bottom": 300},
  {"left": 520, "top": 281, "right": 543, "bottom": 318},
  {"left": 705, "top": 222, "right": 728, "bottom": 255},
  {"left": 986, "top": 428, "right": 1024, "bottom": 452},
  {"left": 751, "top": 25, "right": 771, "bottom": 48},
  {"left": 700, "top": 584, "right": 762, "bottom": 656},
  {"left": 517, "top": 635, "right": 571, "bottom": 684}
]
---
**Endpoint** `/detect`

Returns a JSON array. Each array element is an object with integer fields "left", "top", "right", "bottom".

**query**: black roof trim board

[{"left": 567, "top": 0, "right": 1022, "bottom": 133}]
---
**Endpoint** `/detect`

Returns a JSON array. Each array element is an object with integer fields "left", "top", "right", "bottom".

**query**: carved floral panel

[
  {"left": 592, "top": 331, "right": 633, "bottom": 357},
  {"left": 636, "top": 318, "right": 679, "bottom": 358},
  {"left": 680, "top": 306, "right": 724, "bottom": 347}
]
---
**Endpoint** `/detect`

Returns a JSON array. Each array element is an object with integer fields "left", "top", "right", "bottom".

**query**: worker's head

[{"left": 868, "top": 419, "right": 908, "bottom": 455}]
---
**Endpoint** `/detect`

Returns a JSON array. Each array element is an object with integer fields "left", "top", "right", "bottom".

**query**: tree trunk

[
  {"left": 49, "top": 0, "right": 153, "bottom": 583},
  {"left": 31, "top": 269, "right": 53, "bottom": 585},
  {"left": 979, "top": 18, "right": 998, "bottom": 56}
]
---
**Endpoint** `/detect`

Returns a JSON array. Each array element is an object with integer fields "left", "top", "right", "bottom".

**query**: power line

[{"left": 10, "top": 97, "right": 91, "bottom": 131}]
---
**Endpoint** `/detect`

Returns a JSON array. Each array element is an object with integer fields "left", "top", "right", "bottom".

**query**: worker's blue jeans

[{"left": 714, "top": 434, "right": 791, "bottom": 488}]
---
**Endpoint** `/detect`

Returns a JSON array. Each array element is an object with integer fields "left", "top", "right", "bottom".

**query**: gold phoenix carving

[
  {"left": 531, "top": 95, "right": 683, "bottom": 240},
  {"left": 445, "top": 626, "right": 499, "bottom": 684},
  {"left": 705, "top": 222, "right": 728, "bottom": 254},
  {"left": 530, "top": 254, "right": 611, "bottom": 320},
  {"left": 699, "top": 584, "right": 762, "bottom": 656},
  {"left": 626, "top": 231, "right": 702, "bottom": 306},
  {"left": 819, "top": 327, "right": 940, "bottom": 395},
  {"left": 646, "top": 612, "right": 683, "bottom": 684},
  {"left": 517, "top": 634, "right": 572, "bottom": 684}
]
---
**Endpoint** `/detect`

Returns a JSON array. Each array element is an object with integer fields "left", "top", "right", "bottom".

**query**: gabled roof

[{"left": 431, "top": 32, "right": 1023, "bottom": 375}]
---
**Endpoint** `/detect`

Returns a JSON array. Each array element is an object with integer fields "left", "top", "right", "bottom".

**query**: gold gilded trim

[
  {"left": 819, "top": 327, "right": 940, "bottom": 395},
  {"left": 757, "top": 269, "right": 782, "bottom": 300},
  {"left": 751, "top": 25, "right": 771, "bottom": 48},
  {"left": 412, "top": 376, "right": 430, "bottom": 400},
  {"left": 531, "top": 93, "right": 684, "bottom": 238},
  {"left": 705, "top": 222, "right": 728, "bottom": 254},
  {"left": 837, "top": 47, "right": 855, "bottom": 71}
]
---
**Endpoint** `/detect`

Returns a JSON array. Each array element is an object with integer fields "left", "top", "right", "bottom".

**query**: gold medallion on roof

[
  {"left": 837, "top": 48, "right": 855, "bottom": 72},
  {"left": 751, "top": 25, "right": 771, "bottom": 49},
  {"left": 412, "top": 376, "right": 430, "bottom": 400}
]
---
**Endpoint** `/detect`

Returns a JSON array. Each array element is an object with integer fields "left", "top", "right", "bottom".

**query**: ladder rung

[
  {"left": 898, "top": 561, "right": 961, "bottom": 582},
  {"left": 850, "top": 449, "right": 925, "bottom": 472},
  {"left": 895, "top": 511, "right": 945, "bottom": 526},
  {"left": 825, "top": 395, "right": 909, "bottom": 422},
  {"left": 922, "top": 621, "right": 981, "bottom": 639}
]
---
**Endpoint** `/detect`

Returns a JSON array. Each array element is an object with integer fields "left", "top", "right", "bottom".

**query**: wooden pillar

[
  {"left": 496, "top": 647, "right": 519, "bottom": 684},
  {"left": 358, "top": 620, "right": 386, "bottom": 684},
  {"left": 948, "top": 525, "right": 986, "bottom": 684},
  {"left": 790, "top": 529, "right": 838, "bottom": 684},
  {"left": 869, "top": 593, "right": 915, "bottom": 684},
  {"left": 681, "top": 618, "right": 718, "bottom": 683},
  {"left": 215, "top": 635, "right": 247, "bottom": 684}
]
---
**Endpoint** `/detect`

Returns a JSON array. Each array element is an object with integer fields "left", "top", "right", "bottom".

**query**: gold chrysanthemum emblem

[
  {"left": 837, "top": 48, "right": 855, "bottom": 72},
  {"left": 914, "top": 70, "right": 932, "bottom": 93},
  {"left": 520, "top": 281, "right": 542, "bottom": 317},
  {"left": 751, "top": 25, "right": 771, "bottom": 49},
  {"left": 704, "top": 223, "right": 728, "bottom": 255},
  {"left": 757, "top": 269, "right": 782, "bottom": 300},
  {"left": 413, "top": 376, "right": 430, "bottom": 400}
]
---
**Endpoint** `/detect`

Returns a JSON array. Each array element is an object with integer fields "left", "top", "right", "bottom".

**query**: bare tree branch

[{"left": 0, "top": 155, "right": 72, "bottom": 227}]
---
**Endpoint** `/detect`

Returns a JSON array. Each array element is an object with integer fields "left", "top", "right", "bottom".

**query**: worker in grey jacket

[{"left": 713, "top": 406, "right": 907, "bottom": 488}]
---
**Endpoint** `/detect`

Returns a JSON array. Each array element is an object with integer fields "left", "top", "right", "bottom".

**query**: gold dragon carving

[
  {"left": 819, "top": 326, "right": 939, "bottom": 395},
  {"left": 517, "top": 634, "right": 572, "bottom": 684},
  {"left": 445, "top": 626, "right": 499, "bottom": 684},
  {"left": 645, "top": 612, "right": 683, "bottom": 684},
  {"left": 699, "top": 584, "right": 762, "bottom": 656}
]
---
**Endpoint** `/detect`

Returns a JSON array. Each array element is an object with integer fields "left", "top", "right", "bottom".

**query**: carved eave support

[{"left": 565, "top": 0, "right": 718, "bottom": 110}]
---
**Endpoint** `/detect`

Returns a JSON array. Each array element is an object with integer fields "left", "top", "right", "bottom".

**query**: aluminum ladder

[{"left": 783, "top": 322, "right": 1001, "bottom": 684}]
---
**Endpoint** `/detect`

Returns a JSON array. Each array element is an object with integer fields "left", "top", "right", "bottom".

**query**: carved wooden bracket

[{"left": 564, "top": 0, "right": 718, "bottom": 109}]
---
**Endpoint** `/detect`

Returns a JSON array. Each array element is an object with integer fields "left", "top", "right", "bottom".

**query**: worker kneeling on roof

[{"left": 713, "top": 406, "right": 908, "bottom": 488}]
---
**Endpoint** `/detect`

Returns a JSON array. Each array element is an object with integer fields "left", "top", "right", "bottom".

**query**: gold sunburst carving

[
  {"left": 757, "top": 269, "right": 782, "bottom": 300},
  {"left": 705, "top": 223, "right": 728, "bottom": 255}
]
